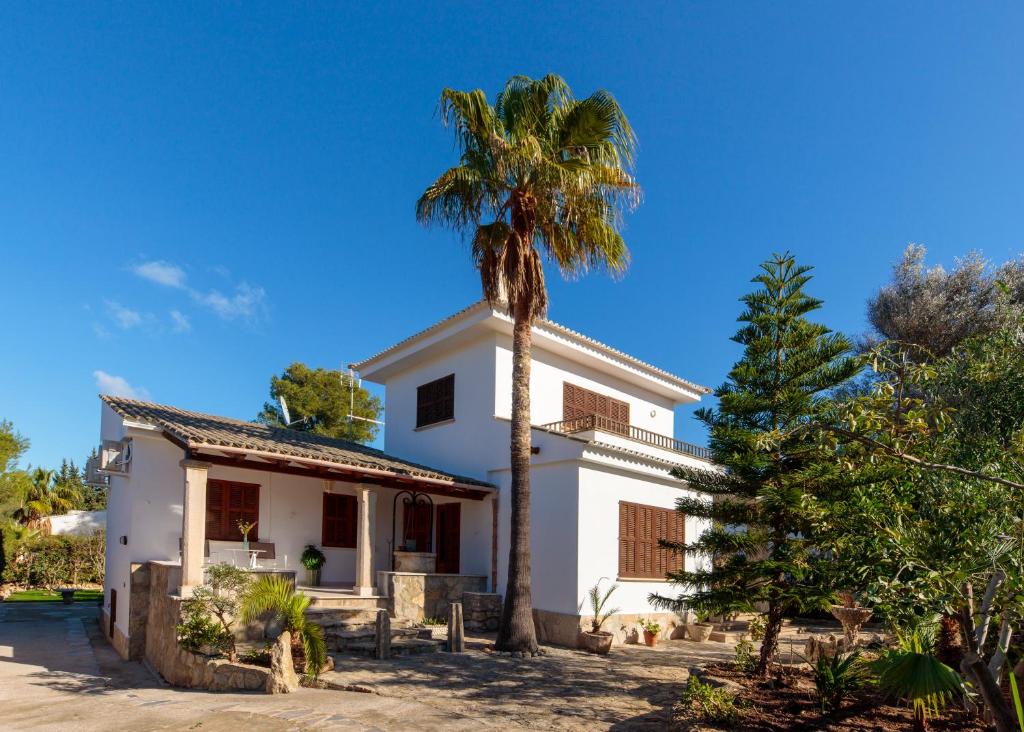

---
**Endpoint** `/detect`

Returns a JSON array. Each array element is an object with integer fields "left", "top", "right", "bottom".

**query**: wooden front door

[{"left": 435, "top": 503, "right": 461, "bottom": 574}]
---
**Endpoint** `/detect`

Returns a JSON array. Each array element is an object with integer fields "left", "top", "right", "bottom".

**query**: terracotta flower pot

[
  {"left": 643, "top": 630, "right": 657, "bottom": 647},
  {"left": 579, "top": 630, "right": 614, "bottom": 655},
  {"left": 687, "top": 623, "right": 714, "bottom": 642}
]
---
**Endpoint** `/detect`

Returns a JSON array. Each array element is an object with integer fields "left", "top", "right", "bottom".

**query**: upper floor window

[
  {"left": 206, "top": 479, "right": 259, "bottom": 542},
  {"left": 416, "top": 374, "right": 455, "bottom": 428},
  {"left": 563, "top": 382, "right": 630, "bottom": 427}
]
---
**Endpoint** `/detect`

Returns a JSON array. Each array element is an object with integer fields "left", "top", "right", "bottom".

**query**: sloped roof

[
  {"left": 352, "top": 300, "right": 711, "bottom": 396},
  {"left": 101, "top": 395, "right": 492, "bottom": 489}
]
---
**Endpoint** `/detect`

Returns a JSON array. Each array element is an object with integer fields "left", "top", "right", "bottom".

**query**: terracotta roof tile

[{"left": 101, "top": 395, "right": 492, "bottom": 489}]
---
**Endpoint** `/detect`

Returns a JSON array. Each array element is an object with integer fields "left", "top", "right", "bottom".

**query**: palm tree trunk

[{"left": 495, "top": 312, "right": 539, "bottom": 654}]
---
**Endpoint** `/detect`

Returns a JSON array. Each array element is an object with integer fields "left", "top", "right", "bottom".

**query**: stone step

[
  {"left": 306, "top": 595, "right": 387, "bottom": 610},
  {"left": 325, "top": 626, "right": 426, "bottom": 652},
  {"left": 305, "top": 607, "right": 382, "bottom": 625},
  {"left": 333, "top": 637, "right": 441, "bottom": 657}
]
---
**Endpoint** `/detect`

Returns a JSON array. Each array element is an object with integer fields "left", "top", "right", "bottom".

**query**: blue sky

[{"left": 2, "top": 2, "right": 1022, "bottom": 469}]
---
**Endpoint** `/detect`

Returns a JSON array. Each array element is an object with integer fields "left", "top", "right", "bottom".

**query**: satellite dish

[{"left": 278, "top": 395, "right": 292, "bottom": 425}]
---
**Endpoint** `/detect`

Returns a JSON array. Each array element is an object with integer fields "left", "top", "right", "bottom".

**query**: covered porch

[
  {"left": 178, "top": 449, "right": 495, "bottom": 604},
  {"left": 100, "top": 396, "right": 496, "bottom": 605}
]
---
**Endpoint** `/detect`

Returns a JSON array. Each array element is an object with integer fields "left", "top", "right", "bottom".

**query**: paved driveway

[{"left": 0, "top": 603, "right": 485, "bottom": 731}]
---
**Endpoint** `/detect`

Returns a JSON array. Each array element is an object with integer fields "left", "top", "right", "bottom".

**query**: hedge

[{"left": 1, "top": 530, "right": 105, "bottom": 587}]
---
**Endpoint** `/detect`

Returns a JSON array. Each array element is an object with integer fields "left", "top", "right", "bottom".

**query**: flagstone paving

[{"left": 0, "top": 601, "right": 853, "bottom": 730}]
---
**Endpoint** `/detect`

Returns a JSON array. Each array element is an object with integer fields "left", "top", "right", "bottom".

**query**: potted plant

[
  {"left": 686, "top": 608, "right": 715, "bottom": 642},
  {"left": 300, "top": 544, "right": 325, "bottom": 587},
  {"left": 578, "top": 580, "right": 620, "bottom": 655},
  {"left": 640, "top": 618, "right": 662, "bottom": 647}
]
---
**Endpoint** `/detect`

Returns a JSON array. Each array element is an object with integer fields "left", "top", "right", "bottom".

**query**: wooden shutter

[
  {"left": 206, "top": 480, "right": 225, "bottom": 540},
  {"left": 322, "top": 493, "right": 357, "bottom": 548},
  {"left": 205, "top": 479, "right": 259, "bottom": 541},
  {"left": 618, "top": 501, "right": 685, "bottom": 579},
  {"left": 416, "top": 374, "right": 455, "bottom": 427},
  {"left": 563, "top": 382, "right": 630, "bottom": 432}
]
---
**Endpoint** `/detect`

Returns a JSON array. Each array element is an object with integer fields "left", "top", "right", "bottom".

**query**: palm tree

[
  {"left": 417, "top": 74, "right": 639, "bottom": 652},
  {"left": 240, "top": 575, "right": 327, "bottom": 679},
  {"left": 12, "top": 468, "right": 80, "bottom": 526}
]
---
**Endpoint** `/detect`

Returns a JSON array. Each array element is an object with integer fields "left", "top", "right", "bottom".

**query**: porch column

[
  {"left": 179, "top": 458, "right": 211, "bottom": 597},
  {"left": 353, "top": 484, "right": 377, "bottom": 597}
]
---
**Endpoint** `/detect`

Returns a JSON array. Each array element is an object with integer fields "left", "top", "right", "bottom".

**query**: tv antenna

[
  {"left": 278, "top": 396, "right": 313, "bottom": 429},
  {"left": 344, "top": 364, "right": 384, "bottom": 440}
]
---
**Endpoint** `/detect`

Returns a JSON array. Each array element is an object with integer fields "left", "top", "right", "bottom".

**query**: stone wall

[
  {"left": 463, "top": 592, "right": 501, "bottom": 631},
  {"left": 127, "top": 562, "right": 151, "bottom": 660},
  {"left": 377, "top": 571, "right": 487, "bottom": 622},
  {"left": 141, "top": 560, "right": 268, "bottom": 691},
  {"left": 393, "top": 551, "right": 436, "bottom": 573},
  {"left": 533, "top": 609, "right": 683, "bottom": 648}
]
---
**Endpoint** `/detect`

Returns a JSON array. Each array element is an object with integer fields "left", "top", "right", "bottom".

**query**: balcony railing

[{"left": 540, "top": 414, "right": 713, "bottom": 461}]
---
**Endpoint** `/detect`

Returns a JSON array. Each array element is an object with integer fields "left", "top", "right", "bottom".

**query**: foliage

[
  {"left": 812, "top": 650, "right": 871, "bottom": 715},
  {"left": 678, "top": 676, "right": 740, "bottom": 726},
  {"left": 582, "top": 579, "right": 620, "bottom": 633},
  {"left": 257, "top": 362, "right": 382, "bottom": 444},
  {"left": 1, "top": 530, "right": 104, "bottom": 586},
  {"left": 240, "top": 575, "right": 327, "bottom": 679},
  {"left": 872, "top": 628, "right": 963, "bottom": 730},
  {"left": 4, "top": 589, "right": 102, "bottom": 602},
  {"left": 866, "top": 244, "right": 1024, "bottom": 359},
  {"left": 178, "top": 563, "right": 252, "bottom": 661},
  {"left": 300, "top": 544, "right": 325, "bottom": 570},
  {"left": 733, "top": 636, "right": 756, "bottom": 673},
  {"left": 812, "top": 322, "right": 1024, "bottom": 626},
  {"left": 639, "top": 618, "right": 661, "bottom": 635},
  {"left": 176, "top": 611, "right": 226, "bottom": 654},
  {"left": 1009, "top": 669, "right": 1024, "bottom": 732},
  {"left": 0, "top": 421, "right": 31, "bottom": 519},
  {"left": 417, "top": 72, "right": 639, "bottom": 654},
  {"left": 421, "top": 616, "right": 446, "bottom": 627},
  {"left": 12, "top": 467, "right": 81, "bottom": 526},
  {"left": 748, "top": 614, "right": 767, "bottom": 642},
  {"left": 652, "top": 253, "right": 860, "bottom": 676}
]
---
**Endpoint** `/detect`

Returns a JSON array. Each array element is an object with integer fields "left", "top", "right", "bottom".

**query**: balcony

[{"left": 539, "top": 414, "right": 713, "bottom": 462}]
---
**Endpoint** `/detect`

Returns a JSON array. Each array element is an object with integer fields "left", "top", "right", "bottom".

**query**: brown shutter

[
  {"left": 323, "top": 493, "right": 358, "bottom": 548},
  {"left": 563, "top": 382, "right": 630, "bottom": 433},
  {"left": 206, "top": 480, "right": 259, "bottom": 541},
  {"left": 206, "top": 480, "right": 225, "bottom": 540},
  {"left": 618, "top": 501, "right": 685, "bottom": 579}
]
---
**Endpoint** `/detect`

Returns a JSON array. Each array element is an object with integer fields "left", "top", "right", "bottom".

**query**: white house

[{"left": 99, "top": 300, "right": 713, "bottom": 660}]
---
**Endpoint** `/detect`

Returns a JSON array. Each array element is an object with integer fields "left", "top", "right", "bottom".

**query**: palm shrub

[
  {"left": 240, "top": 575, "right": 326, "bottom": 679},
  {"left": 583, "top": 579, "right": 620, "bottom": 633},
  {"left": 12, "top": 468, "right": 81, "bottom": 526},
  {"left": 812, "top": 650, "right": 871, "bottom": 715},
  {"left": 417, "top": 73, "right": 639, "bottom": 653},
  {"left": 872, "top": 627, "right": 963, "bottom": 732}
]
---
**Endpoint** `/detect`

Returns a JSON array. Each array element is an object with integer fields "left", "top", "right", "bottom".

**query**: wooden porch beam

[{"left": 191, "top": 450, "right": 490, "bottom": 500}]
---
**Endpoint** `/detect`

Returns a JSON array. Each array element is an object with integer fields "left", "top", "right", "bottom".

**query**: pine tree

[{"left": 652, "top": 253, "right": 860, "bottom": 676}]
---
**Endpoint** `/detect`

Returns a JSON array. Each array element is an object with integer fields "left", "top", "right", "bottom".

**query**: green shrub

[
  {"left": 176, "top": 611, "right": 227, "bottom": 654},
  {"left": 679, "top": 676, "right": 740, "bottom": 726},
  {"left": 1, "top": 529, "right": 104, "bottom": 587},
  {"left": 813, "top": 650, "right": 871, "bottom": 715},
  {"left": 748, "top": 614, "right": 767, "bottom": 641},
  {"left": 734, "top": 636, "right": 756, "bottom": 673}
]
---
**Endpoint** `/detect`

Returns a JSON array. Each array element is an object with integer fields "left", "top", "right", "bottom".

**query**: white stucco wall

[
  {"left": 381, "top": 335, "right": 506, "bottom": 479},
  {"left": 44, "top": 510, "right": 106, "bottom": 536}
]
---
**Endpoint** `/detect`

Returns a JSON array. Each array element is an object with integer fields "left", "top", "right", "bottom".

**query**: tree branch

[{"left": 814, "top": 424, "right": 1024, "bottom": 491}]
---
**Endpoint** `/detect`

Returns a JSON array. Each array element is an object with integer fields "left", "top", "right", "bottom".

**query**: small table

[
  {"left": 225, "top": 548, "right": 265, "bottom": 569},
  {"left": 56, "top": 588, "right": 79, "bottom": 605}
]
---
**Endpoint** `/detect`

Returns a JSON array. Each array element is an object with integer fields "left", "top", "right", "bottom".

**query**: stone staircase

[{"left": 304, "top": 607, "right": 442, "bottom": 657}]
